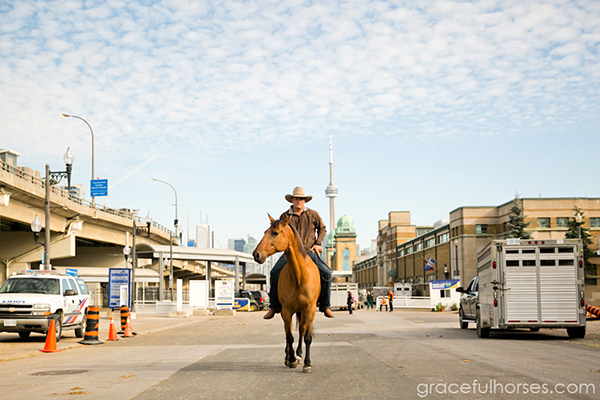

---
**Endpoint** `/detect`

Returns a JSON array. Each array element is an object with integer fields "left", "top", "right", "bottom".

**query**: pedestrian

[
  {"left": 347, "top": 291, "right": 354, "bottom": 314},
  {"left": 380, "top": 297, "right": 387, "bottom": 312},
  {"left": 388, "top": 290, "right": 394, "bottom": 312},
  {"left": 366, "top": 290, "right": 374, "bottom": 310},
  {"left": 263, "top": 186, "right": 334, "bottom": 320}
]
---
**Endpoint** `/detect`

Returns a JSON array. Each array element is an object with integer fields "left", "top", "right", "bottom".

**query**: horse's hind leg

[
  {"left": 295, "top": 311, "right": 303, "bottom": 362},
  {"left": 302, "top": 307, "right": 317, "bottom": 373}
]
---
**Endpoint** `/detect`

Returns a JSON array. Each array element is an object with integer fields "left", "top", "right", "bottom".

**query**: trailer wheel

[
  {"left": 476, "top": 309, "right": 489, "bottom": 338},
  {"left": 566, "top": 327, "right": 586, "bottom": 339}
]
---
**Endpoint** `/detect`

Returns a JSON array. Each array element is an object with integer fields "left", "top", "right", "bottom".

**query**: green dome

[{"left": 335, "top": 215, "right": 356, "bottom": 235}]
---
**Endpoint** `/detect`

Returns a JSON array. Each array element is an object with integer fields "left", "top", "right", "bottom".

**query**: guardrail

[{"left": 0, "top": 159, "right": 172, "bottom": 234}]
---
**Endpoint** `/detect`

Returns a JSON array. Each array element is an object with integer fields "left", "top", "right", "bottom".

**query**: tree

[
  {"left": 565, "top": 206, "right": 594, "bottom": 277},
  {"left": 507, "top": 195, "right": 532, "bottom": 239}
]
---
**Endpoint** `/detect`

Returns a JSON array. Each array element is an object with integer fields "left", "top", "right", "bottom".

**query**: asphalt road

[{"left": 1, "top": 309, "right": 599, "bottom": 399}]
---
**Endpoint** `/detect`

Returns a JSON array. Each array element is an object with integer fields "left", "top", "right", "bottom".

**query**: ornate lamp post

[
  {"left": 30, "top": 148, "right": 74, "bottom": 270},
  {"left": 453, "top": 238, "right": 459, "bottom": 280}
]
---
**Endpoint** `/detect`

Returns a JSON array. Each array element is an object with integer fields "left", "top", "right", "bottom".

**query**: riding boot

[
  {"left": 323, "top": 308, "right": 334, "bottom": 318},
  {"left": 263, "top": 309, "right": 276, "bottom": 319}
]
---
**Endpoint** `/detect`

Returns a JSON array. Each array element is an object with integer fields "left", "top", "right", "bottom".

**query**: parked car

[
  {"left": 456, "top": 277, "right": 478, "bottom": 329},
  {"left": 0, "top": 270, "right": 90, "bottom": 341},
  {"left": 259, "top": 290, "right": 269, "bottom": 308},
  {"left": 238, "top": 290, "right": 266, "bottom": 311}
]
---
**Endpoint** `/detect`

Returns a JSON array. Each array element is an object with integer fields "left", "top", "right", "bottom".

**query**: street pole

[
  {"left": 132, "top": 220, "right": 137, "bottom": 312},
  {"left": 151, "top": 177, "right": 178, "bottom": 299},
  {"left": 44, "top": 164, "right": 51, "bottom": 270},
  {"left": 62, "top": 114, "right": 95, "bottom": 207},
  {"left": 454, "top": 238, "right": 459, "bottom": 281}
]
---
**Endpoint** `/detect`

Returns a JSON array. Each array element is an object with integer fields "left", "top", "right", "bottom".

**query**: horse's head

[{"left": 252, "top": 214, "right": 292, "bottom": 264}]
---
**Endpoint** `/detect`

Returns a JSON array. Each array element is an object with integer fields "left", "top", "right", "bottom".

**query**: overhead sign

[
  {"left": 108, "top": 268, "right": 131, "bottom": 309},
  {"left": 65, "top": 268, "right": 78, "bottom": 277},
  {"left": 90, "top": 179, "right": 108, "bottom": 197}
]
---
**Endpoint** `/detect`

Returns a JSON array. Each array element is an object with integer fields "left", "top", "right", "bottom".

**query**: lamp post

[
  {"left": 173, "top": 203, "right": 190, "bottom": 245},
  {"left": 126, "top": 211, "right": 152, "bottom": 311},
  {"left": 151, "top": 178, "right": 178, "bottom": 300},
  {"left": 62, "top": 114, "right": 95, "bottom": 207},
  {"left": 575, "top": 212, "right": 583, "bottom": 240},
  {"left": 453, "top": 238, "right": 459, "bottom": 280},
  {"left": 30, "top": 148, "right": 74, "bottom": 270}
]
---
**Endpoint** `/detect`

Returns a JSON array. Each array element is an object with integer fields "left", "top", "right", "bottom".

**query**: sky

[{"left": 1, "top": 0, "right": 599, "bottom": 252}]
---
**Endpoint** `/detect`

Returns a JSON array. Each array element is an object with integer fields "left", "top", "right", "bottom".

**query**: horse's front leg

[{"left": 282, "top": 310, "right": 298, "bottom": 368}]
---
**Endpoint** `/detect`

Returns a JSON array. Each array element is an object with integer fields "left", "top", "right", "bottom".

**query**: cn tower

[{"left": 325, "top": 133, "right": 338, "bottom": 233}]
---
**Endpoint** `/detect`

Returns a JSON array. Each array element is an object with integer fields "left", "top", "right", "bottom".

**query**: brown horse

[{"left": 252, "top": 214, "right": 321, "bottom": 373}]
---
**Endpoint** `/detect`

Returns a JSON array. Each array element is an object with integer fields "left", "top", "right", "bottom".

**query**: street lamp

[
  {"left": 151, "top": 178, "right": 178, "bottom": 237},
  {"left": 575, "top": 212, "right": 583, "bottom": 240},
  {"left": 453, "top": 238, "right": 459, "bottom": 280},
  {"left": 151, "top": 178, "right": 178, "bottom": 300},
  {"left": 62, "top": 114, "right": 95, "bottom": 207},
  {"left": 30, "top": 148, "right": 74, "bottom": 270},
  {"left": 127, "top": 211, "right": 152, "bottom": 311},
  {"left": 173, "top": 203, "right": 189, "bottom": 245}
]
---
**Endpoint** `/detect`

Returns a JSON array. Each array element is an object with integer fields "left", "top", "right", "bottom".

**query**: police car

[{"left": 0, "top": 270, "right": 90, "bottom": 341}]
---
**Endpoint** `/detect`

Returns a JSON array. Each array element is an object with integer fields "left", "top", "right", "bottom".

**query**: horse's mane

[{"left": 272, "top": 218, "right": 307, "bottom": 258}]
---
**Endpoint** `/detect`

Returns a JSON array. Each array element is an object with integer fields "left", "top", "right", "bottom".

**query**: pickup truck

[{"left": 0, "top": 270, "right": 90, "bottom": 341}]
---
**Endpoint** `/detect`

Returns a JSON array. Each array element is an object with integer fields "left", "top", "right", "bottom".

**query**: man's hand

[{"left": 311, "top": 245, "right": 323, "bottom": 254}]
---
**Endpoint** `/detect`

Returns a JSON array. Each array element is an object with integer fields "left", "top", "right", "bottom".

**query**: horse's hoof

[
  {"left": 303, "top": 366, "right": 312, "bottom": 373},
  {"left": 285, "top": 360, "right": 299, "bottom": 369}
]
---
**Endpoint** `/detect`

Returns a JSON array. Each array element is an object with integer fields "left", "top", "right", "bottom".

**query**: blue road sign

[
  {"left": 90, "top": 179, "right": 108, "bottom": 197},
  {"left": 66, "top": 268, "right": 78, "bottom": 276},
  {"left": 108, "top": 268, "right": 131, "bottom": 308}
]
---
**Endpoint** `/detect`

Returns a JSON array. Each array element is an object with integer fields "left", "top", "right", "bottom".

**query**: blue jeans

[{"left": 268, "top": 251, "right": 331, "bottom": 313}]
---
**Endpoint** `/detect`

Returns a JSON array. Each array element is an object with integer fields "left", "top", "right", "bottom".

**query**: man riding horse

[{"left": 263, "top": 186, "right": 334, "bottom": 319}]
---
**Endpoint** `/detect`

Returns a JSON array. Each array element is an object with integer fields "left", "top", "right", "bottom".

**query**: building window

[
  {"left": 438, "top": 232, "right": 449, "bottom": 244},
  {"left": 343, "top": 248, "right": 350, "bottom": 271},
  {"left": 476, "top": 224, "right": 488, "bottom": 234},
  {"left": 416, "top": 243, "right": 423, "bottom": 251},
  {"left": 398, "top": 249, "right": 405, "bottom": 257},
  {"left": 537, "top": 218, "right": 551, "bottom": 228},
  {"left": 426, "top": 238, "right": 435, "bottom": 248},
  {"left": 556, "top": 217, "right": 569, "bottom": 228},
  {"left": 591, "top": 218, "right": 600, "bottom": 228},
  {"left": 407, "top": 247, "right": 413, "bottom": 254}
]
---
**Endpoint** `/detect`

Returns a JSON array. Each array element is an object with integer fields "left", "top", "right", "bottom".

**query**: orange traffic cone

[
  {"left": 40, "top": 319, "right": 60, "bottom": 353},
  {"left": 108, "top": 317, "right": 119, "bottom": 341},
  {"left": 123, "top": 317, "right": 133, "bottom": 338}
]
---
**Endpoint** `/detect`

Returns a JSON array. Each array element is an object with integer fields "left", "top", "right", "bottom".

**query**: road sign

[
  {"left": 90, "top": 179, "right": 108, "bottom": 197},
  {"left": 108, "top": 268, "right": 131, "bottom": 308},
  {"left": 65, "top": 268, "right": 78, "bottom": 276}
]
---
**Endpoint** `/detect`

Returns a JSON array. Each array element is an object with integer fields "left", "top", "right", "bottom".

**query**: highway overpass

[{"left": 0, "top": 152, "right": 255, "bottom": 305}]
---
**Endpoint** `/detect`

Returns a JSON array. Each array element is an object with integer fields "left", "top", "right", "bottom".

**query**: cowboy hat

[{"left": 285, "top": 186, "right": 313, "bottom": 203}]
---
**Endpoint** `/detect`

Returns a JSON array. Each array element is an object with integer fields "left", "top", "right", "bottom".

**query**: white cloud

[{"left": 0, "top": 0, "right": 599, "bottom": 248}]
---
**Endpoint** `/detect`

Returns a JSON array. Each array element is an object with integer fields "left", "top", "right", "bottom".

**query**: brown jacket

[{"left": 280, "top": 207, "right": 327, "bottom": 252}]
